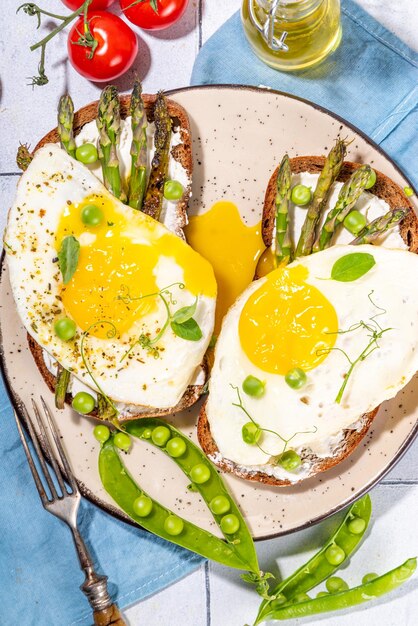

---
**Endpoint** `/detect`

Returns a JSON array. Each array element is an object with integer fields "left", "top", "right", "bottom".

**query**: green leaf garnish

[
  {"left": 331, "top": 252, "right": 375, "bottom": 282},
  {"left": 171, "top": 297, "right": 198, "bottom": 324},
  {"left": 171, "top": 318, "right": 202, "bottom": 341},
  {"left": 58, "top": 235, "right": 80, "bottom": 284}
]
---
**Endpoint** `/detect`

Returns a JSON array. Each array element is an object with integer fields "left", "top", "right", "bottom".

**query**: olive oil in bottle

[{"left": 241, "top": 0, "right": 342, "bottom": 71}]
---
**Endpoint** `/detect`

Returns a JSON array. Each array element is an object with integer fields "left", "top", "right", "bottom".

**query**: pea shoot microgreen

[
  {"left": 118, "top": 282, "right": 203, "bottom": 361},
  {"left": 231, "top": 385, "right": 317, "bottom": 464},
  {"left": 80, "top": 320, "right": 119, "bottom": 422},
  {"left": 318, "top": 291, "right": 392, "bottom": 404},
  {"left": 57, "top": 235, "right": 80, "bottom": 284}
]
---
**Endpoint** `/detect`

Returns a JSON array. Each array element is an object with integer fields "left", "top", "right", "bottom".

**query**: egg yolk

[
  {"left": 239, "top": 265, "right": 338, "bottom": 374},
  {"left": 185, "top": 201, "right": 264, "bottom": 334},
  {"left": 55, "top": 194, "right": 216, "bottom": 338}
]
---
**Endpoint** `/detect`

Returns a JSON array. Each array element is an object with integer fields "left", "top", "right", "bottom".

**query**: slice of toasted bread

[
  {"left": 27, "top": 94, "right": 206, "bottom": 421},
  {"left": 198, "top": 157, "right": 418, "bottom": 485}
]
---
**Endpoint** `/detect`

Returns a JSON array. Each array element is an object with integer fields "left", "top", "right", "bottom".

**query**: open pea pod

[
  {"left": 99, "top": 436, "right": 258, "bottom": 573},
  {"left": 255, "top": 494, "right": 372, "bottom": 624},
  {"left": 124, "top": 418, "right": 259, "bottom": 574},
  {"left": 265, "top": 558, "right": 417, "bottom": 621}
]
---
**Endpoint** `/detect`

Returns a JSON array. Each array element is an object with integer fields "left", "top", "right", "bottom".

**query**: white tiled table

[{"left": 1, "top": 2, "right": 417, "bottom": 625}]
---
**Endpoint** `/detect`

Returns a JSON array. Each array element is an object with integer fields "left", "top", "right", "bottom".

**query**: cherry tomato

[
  {"left": 62, "top": 1, "right": 116, "bottom": 10},
  {"left": 120, "top": 0, "right": 189, "bottom": 31},
  {"left": 67, "top": 12, "right": 138, "bottom": 82}
]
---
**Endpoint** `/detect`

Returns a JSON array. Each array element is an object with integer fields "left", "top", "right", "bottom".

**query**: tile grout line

[
  {"left": 198, "top": 0, "right": 203, "bottom": 50},
  {"left": 381, "top": 479, "right": 418, "bottom": 485},
  {"left": 204, "top": 561, "right": 211, "bottom": 626}
]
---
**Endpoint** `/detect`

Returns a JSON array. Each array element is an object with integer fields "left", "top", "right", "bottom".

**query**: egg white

[
  {"left": 5, "top": 144, "right": 216, "bottom": 409},
  {"left": 207, "top": 245, "right": 418, "bottom": 468}
]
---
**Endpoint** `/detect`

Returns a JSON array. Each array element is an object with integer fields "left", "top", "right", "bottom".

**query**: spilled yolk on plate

[
  {"left": 56, "top": 194, "right": 216, "bottom": 338},
  {"left": 185, "top": 201, "right": 264, "bottom": 334},
  {"left": 239, "top": 264, "right": 338, "bottom": 374}
]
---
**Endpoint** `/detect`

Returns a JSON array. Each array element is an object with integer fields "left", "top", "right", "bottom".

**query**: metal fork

[{"left": 14, "top": 397, "right": 126, "bottom": 626}]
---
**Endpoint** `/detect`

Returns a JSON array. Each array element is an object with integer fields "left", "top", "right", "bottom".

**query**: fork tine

[
  {"left": 13, "top": 410, "right": 49, "bottom": 505},
  {"left": 32, "top": 398, "right": 68, "bottom": 496},
  {"left": 40, "top": 396, "right": 79, "bottom": 494},
  {"left": 22, "top": 402, "right": 60, "bottom": 501}
]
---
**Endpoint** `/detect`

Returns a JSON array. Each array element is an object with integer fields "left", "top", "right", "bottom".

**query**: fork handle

[
  {"left": 93, "top": 604, "right": 125, "bottom": 625},
  {"left": 71, "top": 527, "right": 127, "bottom": 625}
]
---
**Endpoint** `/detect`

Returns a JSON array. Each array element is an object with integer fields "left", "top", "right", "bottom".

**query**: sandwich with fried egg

[
  {"left": 6, "top": 84, "right": 216, "bottom": 422},
  {"left": 198, "top": 143, "right": 418, "bottom": 485}
]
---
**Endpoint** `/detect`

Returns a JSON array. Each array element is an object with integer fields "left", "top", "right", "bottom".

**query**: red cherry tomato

[
  {"left": 67, "top": 12, "right": 138, "bottom": 82},
  {"left": 62, "top": 0, "right": 116, "bottom": 9},
  {"left": 120, "top": 0, "right": 189, "bottom": 31}
]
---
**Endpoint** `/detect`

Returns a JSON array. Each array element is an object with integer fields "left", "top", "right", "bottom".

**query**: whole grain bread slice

[
  {"left": 27, "top": 93, "right": 207, "bottom": 421},
  {"left": 198, "top": 157, "right": 418, "bottom": 485}
]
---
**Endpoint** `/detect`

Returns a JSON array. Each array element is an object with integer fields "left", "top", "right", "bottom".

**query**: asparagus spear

[
  {"left": 97, "top": 393, "right": 118, "bottom": 421},
  {"left": 314, "top": 164, "right": 371, "bottom": 251},
  {"left": 97, "top": 85, "right": 126, "bottom": 202},
  {"left": 58, "top": 95, "right": 76, "bottom": 158},
  {"left": 295, "top": 139, "right": 347, "bottom": 257},
  {"left": 55, "top": 366, "right": 71, "bottom": 410},
  {"left": 128, "top": 81, "right": 148, "bottom": 211},
  {"left": 274, "top": 154, "right": 293, "bottom": 264},
  {"left": 350, "top": 208, "right": 408, "bottom": 245},
  {"left": 16, "top": 144, "right": 33, "bottom": 171},
  {"left": 142, "top": 92, "right": 172, "bottom": 221}
]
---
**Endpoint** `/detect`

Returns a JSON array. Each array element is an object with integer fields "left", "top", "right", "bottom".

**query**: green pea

[
  {"left": 348, "top": 516, "right": 366, "bottom": 535},
  {"left": 293, "top": 592, "right": 310, "bottom": 603},
  {"left": 81, "top": 204, "right": 104, "bottom": 226},
  {"left": 362, "top": 572, "right": 379, "bottom": 584},
  {"left": 278, "top": 450, "right": 302, "bottom": 472},
  {"left": 343, "top": 210, "right": 367, "bottom": 235},
  {"left": 133, "top": 495, "right": 153, "bottom": 517},
  {"left": 190, "top": 463, "right": 211, "bottom": 484},
  {"left": 209, "top": 495, "right": 230, "bottom": 515},
  {"left": 164, "top": 180, "right": 184, "bottom": 201},
  {"left": 404, "top": 186, "right": 414, "bottom": 197},
  {"left": 75, "top": 143, "right": 98, "bottom": 164},
  {"left": 325, "top": 544, "right": 346, "bottom": 566},
  {"left": 54, "top": 317, "right": 76, "bottom": 341},
  {"left": 93, "top": 424, "right": 110, "bottom": 444},
  {"left": 72, "top": 391, "right": 95, "bottom": 414},
  {"left": 166, "top": 437, "right": 187, "bottom": 458},
  {"left": 291, "top": 184, "right": 312, "bottom": 206},
  {"left": 242, "top": 375, "right": 266, "bottom": 398},
  {"left": 242, "top": 422, "right": 261, "bottom": 445},
  {"left": 142, "top": 428, "right": 152, "bottom": 439},
  {"left": 316, "top": 591, "right": 329, "bottom": 598},
  {"left": 151, "top": 426, "right": 171, "bottom": 447},
  {"left": 220, "top": 513, "right": 240, "bottom": 534},
  {"left": 365, "top": 168, "right": 377, "bottom": 189},
  {"left": 285, "top": 368, "right": 307, "bottom": 389},
  {"left": 114, "top": 432, "right": 131, "bottom": 452},
  {"left": 326, "top": 576, "right": 348, "bottom": 593},
  {"left": 164, "top": 515, "right": 184, "bottom": 536},
  {"left": 271, "top": 593, "right": 287, "bottom": 608}
]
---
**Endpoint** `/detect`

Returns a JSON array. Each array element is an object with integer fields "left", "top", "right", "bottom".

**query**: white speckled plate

[{"left": 1, "top": 86, "right": 418, "bottom": 540}]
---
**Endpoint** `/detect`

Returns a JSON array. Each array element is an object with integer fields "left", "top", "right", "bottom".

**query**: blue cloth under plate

[
  {"left": 1, "top": 2, "right": 417, "bottom": 625},
  {"left": 191, "top": 0, "right": 418, "bottom": 188},
  {"left": 0, "top": 375, "right": 202, "bottom": 625}
]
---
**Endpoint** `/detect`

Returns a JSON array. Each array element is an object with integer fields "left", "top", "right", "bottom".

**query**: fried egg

[
  {"left": 5, "top": 145, "right": 216, "bottom": 409},
  {"left": 206, "top": 245, "right": 418, "bottom": 474}
]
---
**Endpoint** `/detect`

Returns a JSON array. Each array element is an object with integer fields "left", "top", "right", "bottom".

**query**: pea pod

[
  {"left": 263, "top": 558, "right": 416, "bottom": 621},
  {"left": 99, "top": 436, "right": 257, "bottom": 573},
  {"left": 124, "top": 418, "right": 259, "bottom": 574},
  {"left": 255, "top": 495, "right": 371, "bottom": 624}
]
